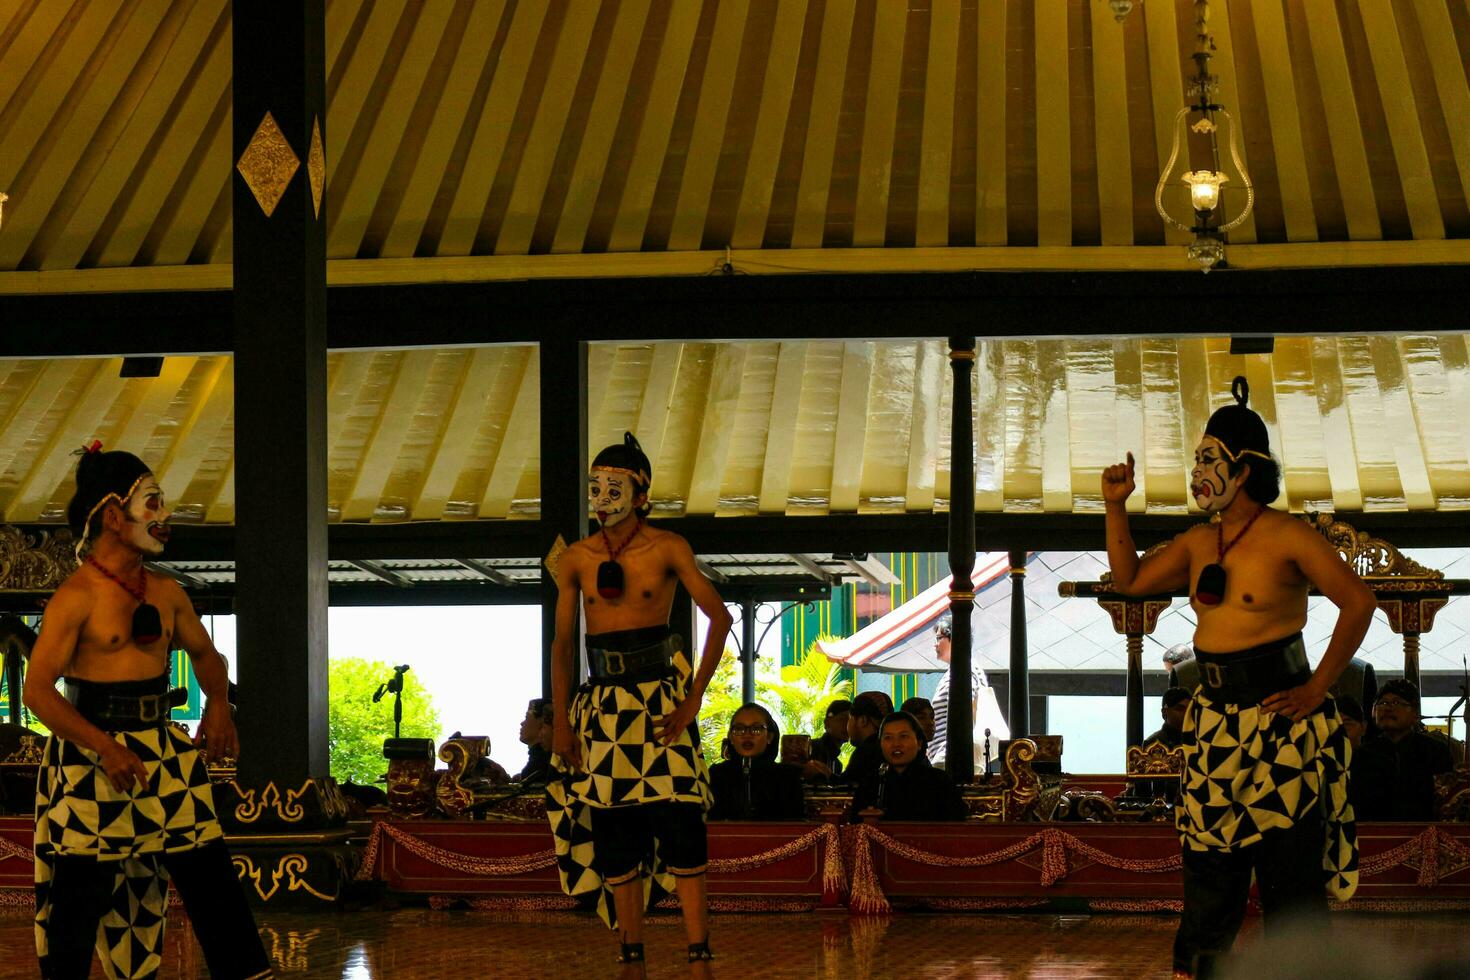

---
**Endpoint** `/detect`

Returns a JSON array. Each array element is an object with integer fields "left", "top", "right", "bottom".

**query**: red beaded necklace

[
  {"left": 1215, "top": 505, "right": 1266, "bottom": 563},
  {"left": 86, "top": 555, "right": 147, "bottom": 603}
]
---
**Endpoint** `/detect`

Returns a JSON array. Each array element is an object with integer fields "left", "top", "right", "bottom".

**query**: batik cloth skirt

[
  {"left": 1177, "top": 689, "right": 1358, "bottom": 901},
  {"left": 35, "top": 722, "right": 224, "bottom": 979},
  {"left": 546, "top": 641, "right": 712, "bottom": 929}
]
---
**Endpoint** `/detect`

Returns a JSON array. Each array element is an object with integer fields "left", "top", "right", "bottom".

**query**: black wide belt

[
  {"left": 587, "top": 635, "right": 679, "bottom": 686},
  {"left": 1193, "top": 633, "right": 1310, "bottom": 706},
  {"left": 64, "top": 676, "right": 187, "bottom": 731}
]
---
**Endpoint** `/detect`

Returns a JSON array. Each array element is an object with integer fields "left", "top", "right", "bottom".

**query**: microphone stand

[
  {"left": 741, "top": 756, "right": 754, "bottom": 819},
  {"left": 373, "top": 664, "right": 411, "bottom": 740}
]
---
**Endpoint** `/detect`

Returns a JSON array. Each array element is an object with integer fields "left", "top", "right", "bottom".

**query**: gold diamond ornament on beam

[
  {"left": 236, "top": 111, "right": 301, "bottom": 217},
  {"left": 308, "top": 116, "right": 325, "bottom": 219}
]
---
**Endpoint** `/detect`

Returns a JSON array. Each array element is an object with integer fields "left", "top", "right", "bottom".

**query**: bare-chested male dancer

[
  {"left": 25, "top": 446, "right": 270, "bottom": 979},
  {"left": 548, "top": 433, "right": 731, "bottom": 979},
  {"left": 1102, "top": 378, "right": 1374, "bottom": 979}
]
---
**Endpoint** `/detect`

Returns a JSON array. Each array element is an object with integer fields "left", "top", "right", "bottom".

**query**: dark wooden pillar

[
  {"left": 945, "top": 337, "right": 977, "bottom": 784},
  {"left": 1125, "top": 632, "right": 1145, "bottom": 747},
  {"left": 1007, "top": 550, "right": 1030, "bottom": 738},
  {"left": 740, "top": 597, "right": 757, "bottom": 705},
  {"left": 232, "top": 0, "right": 328, "bottom": 789},
  {"left": 541, "top": 340, "right": 588, "bottom": 697}
]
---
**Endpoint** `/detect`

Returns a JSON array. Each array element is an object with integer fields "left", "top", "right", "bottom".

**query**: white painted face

[
  {"left": 1190, "top": 437, "right": 1245, "bottom": 514},
  {"left": 588, "top": 468, "right": 640, "bottom": 528},
  {"left": 122, "top": 477, "right": 171, "bottom": 555}
]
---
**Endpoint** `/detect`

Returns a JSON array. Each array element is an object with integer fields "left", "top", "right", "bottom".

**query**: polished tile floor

[{"left": 1, "top": 906, "right": 1467, "bottom": 979}]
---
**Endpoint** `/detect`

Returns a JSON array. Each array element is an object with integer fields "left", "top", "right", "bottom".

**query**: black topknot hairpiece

[{"left": 1203, "top": 376, "right": 1272, "bottom": 464}]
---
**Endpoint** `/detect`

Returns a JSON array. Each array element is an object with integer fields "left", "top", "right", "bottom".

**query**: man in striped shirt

[{"left": 926, "top": 616, "right": 988, "bottom": 766}]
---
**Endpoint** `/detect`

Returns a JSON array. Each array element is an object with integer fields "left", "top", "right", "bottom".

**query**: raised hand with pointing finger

[{"left": 1101, "top": 451, "right": 1136, "bottom": 505}]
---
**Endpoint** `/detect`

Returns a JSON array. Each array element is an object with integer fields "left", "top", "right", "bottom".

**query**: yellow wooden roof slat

[
  {"left": 1199, "top": 0, "right": 1257, "bottom": 243},
  {"left": 205, "top": 459, "right": 234, "bottom": 523},
  {"left": 329, "top": 1, "right": 460, "bottom": 260},
  {"left": 0, "top": 361, "right": 83, "bottom": 518},
  {"left": 41, "top": 0, "right": 224, "bottom": 271},
  {"left": 478, "top": 345, "right": 539, "bottom": 519},
  {"left": 378, "top": 0, "right": 508, "bottom": 258},
  {"left": 437, "top": 0, "right": 550, "bottom": 256},
  {"left": 6, "top": 359, "right": 123, "bottom": 522},
  {"left": 1300, "top": 1, "right": 1382, "bottom": 240},
  {"left": 1397, "top": 334, "right": 1470, "bottom": 506},
  {"left": 155, "top": 357, "right": 232, "bottom": 509},
  {"left": 1238, "top": 351, "right": 1289, "bottom": 503},
  {"left": 904, "top": 340, "right": 944, "bottom": 511},
  {"left": 1367, "top": 335, "right": 1436, "bottom": 509},
  {"left": 1089, "top": 1, "right": 1133, "bottom": 246},
  {"left": 1248, "top": 0, "right": 1316, "bottom": 242},
  {"left": 1062, "top": 341, "right": 1115, "bottom": 512},
  {"left": 1001, "top": 341, "right": 1042, "bottom": 509},
  {"left": 665, "top": 0, "right": 752, "bottom": 252},
  {"left": 321, "top": 0, "right": 406, "bottom": 197},
  {"left": 413, "top": 348, "right": 506, "bottom": 520},
  {"left": 1033, "top": 0, "right": 1071, "bottom": 247},
  {"left": 1306, "top": 336, "right": 1365, "bottom": 511},
  {"left": 1139, "top": 338, "right": 1186, "bottom": 511},
  {"left": 340, "top": 349, "right": 438, "bottom": 520},
  {"left": 1173, "top": 337, "right": 1214, "bottom": 504},
  {"left": 651, "top": 344, "right": 716, "bottom": 510},
  {"left": 915, "top": 0, "right": 960, "bottom": 248},
  {"left": 789, "top": 0, "right": 857, "bottom": 249},
  {"left": 685, "top": 343, "right": 748, "bottom": 513},
  {"left": 1111, "top": 339, "right": 1146, "bottom": 511},
  {"left": 1439, "top": 335, "right": 1470, "bottom": 483},
  {"left": 756, "top": 341, "right": 807, "bottom": 514},
  {"left": 1141, "top": 0, "right": 1190, "bottom": 246},
  {"left": 1408, "top": 0, "right": 1470, "bottom": 220},
  {"left": 729, "top": 0, "right": 808, "bottom": 250},
  {"left": 0, "top": 0, "right": 71, "bottom": 123},
  {"left": 107, "top": 355, "right": 199, "bottom": 456},
  {"left": 1037, "top": 340, "right": 1073, "bottom": 512},
  {"left": 588, "top": 343, "right": 645, "bottom": 449},
  {"left": 625, "top": 341, "right": 683, "bottom": 483},
  {"left": 1356, "top": 1, "right": 1445, "bottom": 240},
  {"left": 495, "top": 0, "right": 602, "bottom": 256},
  {"left": 0, "top": 1, "right": 158, "bottom": 270},
  {"left": 605, "top": 2, "right": 702, "bottom": 252},
  {"left": 828, "top": 341, "right": 874, "bottom": 512},
  {"left": 975, "top": 0, "right": 1008, "bottom": 246},
  {"left": 549, "top": 0, "right": 652, "bottom": 254},
  {"left": 1333, "top": 335, "right": 1406, "bottom": 508},
  {"left": 1267, "top": 337, "right": 1334, "bottom": 510},
  {"left": 851, "top": 1, "right": 908, "bottom": 248},
  {"left": 974, "top": 341, "right": 1005, "bottom": 510}
]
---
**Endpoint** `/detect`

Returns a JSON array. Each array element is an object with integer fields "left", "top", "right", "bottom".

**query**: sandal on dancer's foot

[
  {"left": 688, "top": 939, "right": 715, "bottom": 974},
  {"left": 617, "top": 942, "right": 646, "bottom": 976}
]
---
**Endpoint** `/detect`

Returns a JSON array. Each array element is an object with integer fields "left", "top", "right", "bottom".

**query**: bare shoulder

[
  {"left": 645, "top": 524, "right": 691, "bottom": 555},
  {"left": 41, "top": 572, "right": 93, "bottom": 623},
  {"left": 147, "top": 570, "right": 190, "bottom": 605}
]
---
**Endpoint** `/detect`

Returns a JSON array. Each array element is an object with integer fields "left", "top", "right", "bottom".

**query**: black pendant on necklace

[
  {"left": 597, "top": 561, "right": 625, "bottom": 599},
  {"left": 1195, "top": 564, "right": 1226, "bottom": 607},
  {"left": 132, "top": 603, "right": 163, "bottom": 644}
]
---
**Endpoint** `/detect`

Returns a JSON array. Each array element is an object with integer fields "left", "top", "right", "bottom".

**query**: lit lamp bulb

[
  {"left": 0, "top": 192, "right": 8, "bottom": 230},
  {"left": 1182, "top": 171, "right": 1226, "bottom": 214},
  {"left": 1108, "top": 0, "right": 1135, "bottom": 22}
]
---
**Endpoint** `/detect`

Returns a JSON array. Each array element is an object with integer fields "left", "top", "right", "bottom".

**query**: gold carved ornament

[
  {"left": 1302, "top": 512, "right": 1440, "bottom": 580},
  {"left": 0, "top": 526, "right": 78, "bottom": 591},
  {"left": 232, "top": 854, "right": 335, "bottom": 902},
  {"left": 236, "top": 112, "right": 301, "bottom": 217},
  {"left": 307, "top": 116, "right": 325, "bottom": 219},
  {"left": 1127, "top": 741, "right": 1185, "bottom": 777}
]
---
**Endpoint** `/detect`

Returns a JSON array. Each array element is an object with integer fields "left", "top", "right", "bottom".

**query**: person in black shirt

[
  {"left": 1352, "top": 680, "right": 1453, "bottom": 822},
  {"left": 900, "top": 697, "right": 935, "bottom": 743},
  {"left": 841, "top": 692, "right": 889, "bottom": 786},
  {"left": 1144, "top": 688, "right": 1191, "bottom": 749},
  {"left": 851, "top": 712, "right": 967, "bottom": 823},
  {"left": 707, "top": 704, "right": 805, "bottom": 820},
  {"left": 806, "top": 698, "right": 851, "bottom": 781},
  {"left": 515, "top": 698, "right": 555, "bottom": 783}
]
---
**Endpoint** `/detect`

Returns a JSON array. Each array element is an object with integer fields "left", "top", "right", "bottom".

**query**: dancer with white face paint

[
  {"left": 25, "top": 445, "right": 270, "bottom": 980},
  {"left": 548, "top": 432, "right": 730, "bottom": 980},
  {"left": 1100, "top": 378, "right": 1376, "bottom": 979}
]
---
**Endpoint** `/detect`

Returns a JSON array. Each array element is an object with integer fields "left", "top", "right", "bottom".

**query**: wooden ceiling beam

[
  {"left": 789, "top": 0, "right": 857, "bottom": 249},
  {"left": 1334, "top": 335, "right": 1407, "bottom": 507},
  {"left": 851, "top": 0, "right": 908, "bottom": 247},
  {"left": 1396, "top": 335, "right": 1470, "bottom": 503},
  {"left": 1089, "top": 2, "right": 1133, "bottom": 246},
  {"left": 975, "top": 0, "right": 1008, "bottom": 246},
  {"left": 1141, "top": 0, "right": 1190, "bottom": 246},
  {"left": 730, "top": 0, "right": 808, "bottom": 249},
  {"left": 437, "top": 0, "right": 549, "bottom": 256},
  {"left": 494, "top": 0, "right": 601, "bottom": 256},
  {"left": 1033, "top": 0, "right": 1071, "bottom": 247},
  {"left": 829, "top": 341, "right": 874, "bottom": 513},
  {"left": 756, "top": 341, "right": 807, "bottom": 515},
  {"left": 1308, "top": 336, "right": 1365, "bottom": 511},
  {"left": 1408, "top": 0, "right": 1470, "bottom": 225},
  {"left": 1199, "top": 1, "right": 1257, "bottom": 244},
  {"left": 549, "top": 0, "right": 652, "bottom": 254},
  {"left": 606, "top": 2, "right": 702, "bottom": 252},
  {"left": 684, "top": 344, "right": 747, "bottom": 514},
  {"left": 340, "top": 349, "right": 437, "bottom": 521},
  {"left": 478, "top": 346, "right": 539, "bottom": 519},
  {"left": 915, "top": 0, "right": 960, "bottom": 248},
  {"left": 1248, "top": 0, "right": 1317, "bottom": 242},
  {"left": 1357, "top": 2, "right": 1444, "bottom": 241},
  {"left": 904, "top": 340, "right": 943, "bottom": 512},
  {"left": 974, "top": 341, "right": 1004, "bottom": 511},
  {"left": 1368, "top": 335, "right": 1436, "bottom": 509},
  {"left": 155, "top": 357, "right": 232, "bottom": 509},
  {"left": 630, "top": 341, "right": 684, "bottom": 487},
  {"left": 5, "top": 359, "right": 124, "bottom": 521},
  {"left": 1300, "top": 2, "right": 1382, "bottom": 241},
  {"left": 412, "top": 347, "right": 502, "bottom": 520}
]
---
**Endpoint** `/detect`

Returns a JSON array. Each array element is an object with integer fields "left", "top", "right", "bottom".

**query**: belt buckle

[
  {"left": 603, "top": 651, "right": 625, "bottom": 676},
  {"left": 1203, "top": 661, "right": 1225, "bottom": 689},
  {"left": 138, "top": 694, "right": 161, "bottom": 723}
]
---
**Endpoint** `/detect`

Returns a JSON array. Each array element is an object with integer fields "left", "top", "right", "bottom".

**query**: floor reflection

[{"left": 1, "top": 906, "right": 1466, "bottom": 979}]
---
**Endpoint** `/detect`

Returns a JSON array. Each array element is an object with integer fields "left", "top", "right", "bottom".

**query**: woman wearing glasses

[{"left": 707, "top": 704, "right": 806, "bottom": 821}]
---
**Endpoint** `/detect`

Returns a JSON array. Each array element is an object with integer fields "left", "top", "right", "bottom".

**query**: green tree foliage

[
  {"left": 328, "top": 657, "right": 441, "bottom": 785},
  {"left": 696, "top": 637, "right": 853, "bottom": 759}
]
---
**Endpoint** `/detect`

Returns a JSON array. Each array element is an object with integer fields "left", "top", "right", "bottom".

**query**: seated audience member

[
  {"left": 850, "top": 712, "right": 967, "bottom": 823},
  {"left": 1144, "top": 688, "right": 1190, "bottom": 749},
  {"left": 515, "top": 698, "right": 555, "bottom": 782},
  {"left": 807, "top": 698, "right": 852, "bottom": 781},
  {"left": 1352, "top": 680, "right": 1454, "bottom": 821},
  {"left": 1336, "top": 696, "right": 1366, "bottom": 750},
  {"left": 708, "top": 704, "right": 806, "bottom": 820},
  {"left": 841, "top": 692, "right": 889, "bottom": 786},
  {"left": 900, "top": 697, "right": 935, "bottom": 742}
]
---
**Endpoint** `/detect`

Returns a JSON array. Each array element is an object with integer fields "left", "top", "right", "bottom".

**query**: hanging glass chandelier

[
  {"left": 0, "top": 192, "right": 8, "bottom": 231},
  {"left": 1154, "top": 0, "right": 1253, "bottom": 271},
  {"left": 1105, "top": 0, "right": 1136, "bottom": 22}
]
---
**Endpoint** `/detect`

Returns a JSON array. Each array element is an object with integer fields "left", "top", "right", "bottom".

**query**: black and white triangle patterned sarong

[
  {"left": 1177, "top": 689, "right": 1358, "bottom": 901},
  {"left": 547, "top": 643, "right": 711, "bottom": 929},
  {"left": 35, "top": 722, "right": 224, "bottom": 979}
]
